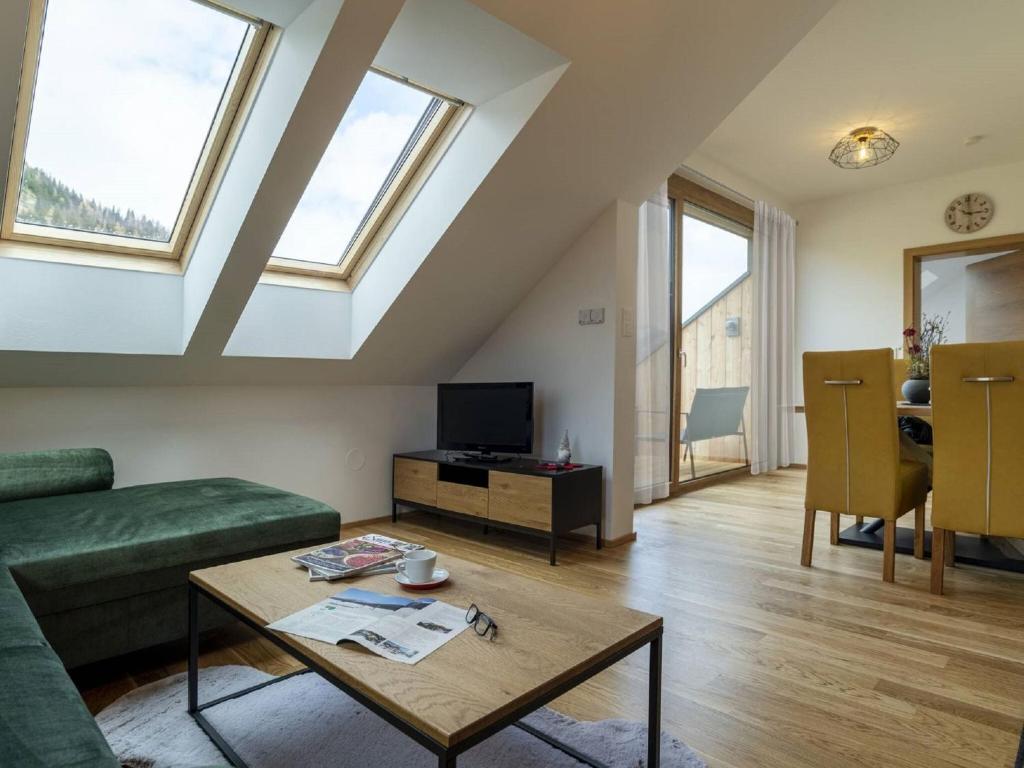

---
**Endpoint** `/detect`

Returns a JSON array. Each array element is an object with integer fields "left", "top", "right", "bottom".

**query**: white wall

[
  {"left": 453, "top": 200, "right": 638, "bottom": 541},
  {"left": 791, "top": 158, "right": 1024, "bottom": 460},
  {"left": 0, "top": 385, "right": 435, "bottom": 523}
]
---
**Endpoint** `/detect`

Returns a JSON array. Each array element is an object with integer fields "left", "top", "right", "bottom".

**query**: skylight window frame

[
  {"left": 0, "top": 0, "right": 272, "bottom": 262},
  {"left": 264, "top": 71, "right": 467, "bottom": 286}
]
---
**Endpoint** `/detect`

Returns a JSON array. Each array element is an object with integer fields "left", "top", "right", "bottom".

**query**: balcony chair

[{"left": 680, "top": 386, "right": 749, "bottom": 480}]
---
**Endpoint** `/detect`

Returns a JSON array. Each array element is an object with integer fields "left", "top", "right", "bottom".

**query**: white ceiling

[{"left": 694, "top": 0, "right": 1024, "bottom": 205}]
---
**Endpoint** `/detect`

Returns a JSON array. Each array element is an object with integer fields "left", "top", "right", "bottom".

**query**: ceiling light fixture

[{"left": 828, "top": 126, "right": 899, "bottom": 169}]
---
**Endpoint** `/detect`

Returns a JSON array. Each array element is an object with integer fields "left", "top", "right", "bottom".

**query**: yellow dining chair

[
  {"left": 929, "top": 341, "right": 1024, "bottom": 594},
  {"left": 801, "top": 349, "right": 929, "bottom": 582}
]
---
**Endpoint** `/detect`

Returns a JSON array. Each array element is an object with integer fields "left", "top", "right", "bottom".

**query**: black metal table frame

[
  {"left": 838, "top": 521, "right": 1024, "bottom": 574},
  {"left": 188, "top": 581, "right": 663, "bottom": 768}
]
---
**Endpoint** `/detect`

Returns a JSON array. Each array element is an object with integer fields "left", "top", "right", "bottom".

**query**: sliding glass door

[{"left": 668, "top": 176, "right": 753, "bottom": 490}]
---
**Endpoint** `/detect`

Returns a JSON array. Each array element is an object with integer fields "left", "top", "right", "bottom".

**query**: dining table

[{"left": 793, "top": 401, "right": 931, "bottom": 418}]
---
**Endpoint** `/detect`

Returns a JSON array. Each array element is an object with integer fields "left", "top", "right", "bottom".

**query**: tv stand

[
  {"left": 457, "top": 452, "right": 510, "bottom": 464},
  {"left": 392, "top": 450, "right": 603, "bottom": 565}
]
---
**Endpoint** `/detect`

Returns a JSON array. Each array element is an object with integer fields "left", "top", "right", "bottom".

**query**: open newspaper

[
  {"left": 267, "top": 588, "right": 469, "bottom": 665},
  {"left": 292, "top": 534, "right": 422, "bottom": 581}
]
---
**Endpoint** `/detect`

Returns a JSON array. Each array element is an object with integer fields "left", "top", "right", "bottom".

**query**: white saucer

[{"left": 395, "top": 568, "right": 450, "bottom": 590}]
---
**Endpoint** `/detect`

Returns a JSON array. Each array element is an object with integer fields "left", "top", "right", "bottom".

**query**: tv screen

[{"left": 437, "top": 382, "right": 534, "bottom": 454}]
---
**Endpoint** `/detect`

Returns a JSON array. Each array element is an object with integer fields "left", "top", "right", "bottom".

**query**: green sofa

[{"left": 0, "top": 448, "right": 341, "bottom": 767}]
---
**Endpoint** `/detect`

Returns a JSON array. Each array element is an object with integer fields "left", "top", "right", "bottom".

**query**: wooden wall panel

[{"left": 966, "top": 250, "right": 1024, "bottom": 342}]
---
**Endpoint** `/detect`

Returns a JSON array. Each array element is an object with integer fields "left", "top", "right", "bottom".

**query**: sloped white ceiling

[
  {"left": 0, "top": 0, "right": 835, "bottom": 386},
  {"left": 696, "top": 0, "right": 1024, "bottom": 204}
]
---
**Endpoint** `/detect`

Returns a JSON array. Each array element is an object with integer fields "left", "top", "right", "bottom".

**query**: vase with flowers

[{"left": 901, "top": 313, "right": 949, "bottom": 404}]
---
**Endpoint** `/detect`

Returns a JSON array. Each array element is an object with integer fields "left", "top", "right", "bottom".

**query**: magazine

[
  {"left": 292, "top": 534, "right": 422, "bottom": 579},
  {"left": 307, "top": 562, "right": 397, "bottom": 582},
  {"left": 267, "top": 587, "right": 469, "bottom": 664}
]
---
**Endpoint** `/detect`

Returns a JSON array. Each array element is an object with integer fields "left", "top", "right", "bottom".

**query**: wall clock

[{"left": 945, "top": 192, "right": 993, "bottom": 234}]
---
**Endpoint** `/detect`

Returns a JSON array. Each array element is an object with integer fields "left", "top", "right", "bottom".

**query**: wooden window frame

[
  {"left": 0, "top": 0, "right": 272, "bottom": 262},
  {"left": 902, "top": 231, "right": 1024, "bottom": 334},
  {"left": 264, "top": 72, "right": 468, "bottom": 288},
  {"left": 667, "top": 174, "right": 755, "bottom": 494}
]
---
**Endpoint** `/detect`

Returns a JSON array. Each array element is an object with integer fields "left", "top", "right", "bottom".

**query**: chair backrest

[
  {"left": 682, "top": 386, "right": 749, "bottom": 442},
  {"left": 931, "top": 341, "right": 1024, "bottom": 537},
  {"left": 892, "top": 357, "right": 907, "bottom": 401},
  {"left": 803, "top": 349, "right": 900, "bottom": 516}
]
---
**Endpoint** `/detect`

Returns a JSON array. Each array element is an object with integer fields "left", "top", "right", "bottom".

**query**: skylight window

[
  {"left": 1, "top": 0, "right": 270, "bottom": 259},
  {"left": 267, "top": 70, "right": 462, "bottom": 282}
]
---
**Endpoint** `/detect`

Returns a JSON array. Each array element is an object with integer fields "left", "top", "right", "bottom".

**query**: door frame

[
  {"left": 666, "top": 174, "right": 754, "bottom": 494},
  {"left": 903, "top": 231, "right": 1024, "bottom": 334}
]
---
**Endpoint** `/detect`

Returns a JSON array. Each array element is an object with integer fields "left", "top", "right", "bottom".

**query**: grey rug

[{"left": 97, "top": 665, "right": 704, "bottom": 768}]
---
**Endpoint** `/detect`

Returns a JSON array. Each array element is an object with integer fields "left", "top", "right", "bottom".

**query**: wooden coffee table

[{"left": 188, "top": 549, "right": 663, "bottom": 768}]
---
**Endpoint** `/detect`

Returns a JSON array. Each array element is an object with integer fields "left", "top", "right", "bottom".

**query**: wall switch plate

[
  {"left": 725, "top": 316, "right": 741, "bottom": 337},
  {"left": 579, "top": 309, "right": 590, "bottom": 325},
  {"left": 620, "top": 307, "right": 635, "bottom": 338},
  {"left": 579, "top": 307, "right": 606, "bottom": 325}
]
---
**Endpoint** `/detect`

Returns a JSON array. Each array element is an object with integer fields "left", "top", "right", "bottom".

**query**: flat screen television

[{"left": 437, "top": 382, "right": 534, "bottom": 457}]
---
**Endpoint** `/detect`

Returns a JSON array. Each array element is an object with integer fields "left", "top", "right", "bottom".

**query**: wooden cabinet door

[
  {"left": 488, "top": 471, "right": 552, "bottom": 531},
  {"left": 394, "top": 458, "right": 437, "bottom": 506},
  {"left": 437, "top": 481, "right": 488, "bottom": 518}
]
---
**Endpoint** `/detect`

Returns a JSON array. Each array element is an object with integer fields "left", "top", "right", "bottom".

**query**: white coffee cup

[{"left": 397, "top": 549, "right": 437, "bottom": 583}]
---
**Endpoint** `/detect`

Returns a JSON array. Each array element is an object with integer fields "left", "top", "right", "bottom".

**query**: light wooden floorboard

[{"left": 76, "top": 469, "right": 1024, "bottom": 767}]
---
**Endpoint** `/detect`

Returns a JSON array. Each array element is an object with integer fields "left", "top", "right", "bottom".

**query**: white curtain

[
  {"left": 750, "top": 201, "right": 796, "bottom": 475},
  {"left": 634, "top": 184, "right": 672, "bottom": 504}
]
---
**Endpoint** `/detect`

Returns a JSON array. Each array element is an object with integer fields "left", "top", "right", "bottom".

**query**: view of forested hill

[{"left": 16, "top": 165, "right": 170, "bottom": 242}]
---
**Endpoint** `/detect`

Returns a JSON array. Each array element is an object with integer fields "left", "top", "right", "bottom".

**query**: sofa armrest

[
  {"left": 0, "top": 567, "right": 119, "bottom": 767},
  {"left": 0, "top": 448, "right": 114, "bottom": 503}
]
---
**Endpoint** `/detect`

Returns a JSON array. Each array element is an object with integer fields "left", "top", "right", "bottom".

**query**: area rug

[{"left": 97, "top": 665, "right": 704, "bottom": 767}]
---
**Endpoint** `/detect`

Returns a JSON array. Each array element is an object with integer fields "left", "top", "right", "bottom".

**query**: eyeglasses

[{"left": 465, "top": 603, "right": 498, "bottom": 640}]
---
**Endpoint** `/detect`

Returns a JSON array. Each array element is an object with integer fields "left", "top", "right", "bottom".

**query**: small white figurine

[{"left": 557, "top": 430, "right": 572, "bottom": 464}]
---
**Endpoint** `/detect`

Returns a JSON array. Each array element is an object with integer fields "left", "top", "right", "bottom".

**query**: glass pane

[
  {"left": 273, "top": 72, "right": 436, "bottom": 266},
  {"left": 681, "top": 214, "right": 750, "bottom": 323},
  {"left": 16, "top": 0, "right": 250, "bottom": 242},
  {"left": 679, "top": 210, "right": 752, "bottom": 483}
]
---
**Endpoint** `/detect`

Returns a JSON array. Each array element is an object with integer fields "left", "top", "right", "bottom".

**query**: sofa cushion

[
  {"left": 1, "top": 477, "right": 339, "bottom": 616},
  {"left": 0, "top": 448, "right": 114, "bottom": 503},
  {"left": 0, "top": 567, "right": 119, "bottom": 767}
]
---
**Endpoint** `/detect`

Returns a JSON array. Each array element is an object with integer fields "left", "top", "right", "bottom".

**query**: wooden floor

[{"left": 76, "top": 468, "right": 1024, "bottom": 768}]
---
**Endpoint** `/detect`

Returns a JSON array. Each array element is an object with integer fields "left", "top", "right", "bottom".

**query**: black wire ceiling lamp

[{"left": 828, "top": 126, "right": 899, "bottom": 169}]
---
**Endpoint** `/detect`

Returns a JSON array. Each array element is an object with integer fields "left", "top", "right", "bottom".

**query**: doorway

[{"left": 668, "top": 175, "right": 753, "bottom": 490}]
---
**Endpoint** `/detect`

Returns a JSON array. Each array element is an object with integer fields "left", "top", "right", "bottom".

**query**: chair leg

[
  {"left": 855, "top": 515, "right": 864, "bottom": 525},
  {"left": 801, "top": 509, "right": 815, "bottom": 567},
  {"left": 945, "top": 530, "right": 956, "bottom": 567},
  {"left": 913, "top": 504, "right": 925, "bottom": 559},
  {"left": 688, "top": 442, "right": 696, "bottom": 480},
  {"left": 931, "top": 527, "right": 946, "bottom": 594},
  {"left": 830, "top": 513, "right": 840, "bottom": 545},
  {"left": 882, "top": 520, "right": 896, "bottom": 583}
]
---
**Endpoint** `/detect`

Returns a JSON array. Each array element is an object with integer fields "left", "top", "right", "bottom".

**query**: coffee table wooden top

[{"left": 190, "top": 548, "right": 662, "bottom": 748}]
